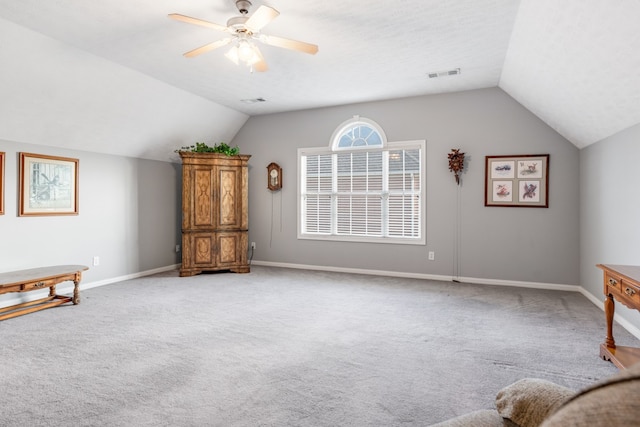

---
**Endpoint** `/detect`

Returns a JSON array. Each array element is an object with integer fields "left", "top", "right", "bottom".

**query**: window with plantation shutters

[{"left": 298, "top": 117, "right": 425, "bottom": 245}]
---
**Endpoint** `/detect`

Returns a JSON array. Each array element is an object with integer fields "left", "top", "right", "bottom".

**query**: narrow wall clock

[{"left": 267, "top": 162, "right": 282, "bottom": 191}]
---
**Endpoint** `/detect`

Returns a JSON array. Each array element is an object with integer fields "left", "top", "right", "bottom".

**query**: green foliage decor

[{"left": 176, "top": 142, "right": 240, "bottom": 156}]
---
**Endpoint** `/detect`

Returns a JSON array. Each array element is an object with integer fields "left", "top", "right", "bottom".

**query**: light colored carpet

[{"left": 0, "top": 266, "right": 630, "bottom": 426}]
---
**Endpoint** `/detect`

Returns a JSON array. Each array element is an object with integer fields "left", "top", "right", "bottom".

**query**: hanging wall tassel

[{"left": 448, "top": 148, "right": 465, "bottom": 185}]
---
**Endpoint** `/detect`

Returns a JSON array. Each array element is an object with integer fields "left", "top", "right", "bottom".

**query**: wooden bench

[{"left": 0, "top": 265, "right": 88, "bottom": 321}]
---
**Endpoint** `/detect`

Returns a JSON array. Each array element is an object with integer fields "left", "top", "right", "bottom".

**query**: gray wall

[
  {"left": 232, "top": 87, "right": 581, "bottom": 285},
  {"left": 0, "top": 139, "right": 181, "bottom": 304},
  {"left": 0, "top": 16, "right": 246, "bottom": 308},
  {"left": 580, "top": 122, "right": 640, "bottom": 331}
]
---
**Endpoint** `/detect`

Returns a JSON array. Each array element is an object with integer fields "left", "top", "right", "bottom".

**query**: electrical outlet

[
  {"left": 93, "top": 256, "right": 100, "bottom": 266},
  {"left": 175, "top": 244, "right": 181, "bottom": 253},
  {"left": 251, "top": 242, "right": 256, "bottom": 249},
  {"left": 428, "top": 251, "right": 435, "bottom": 261}
]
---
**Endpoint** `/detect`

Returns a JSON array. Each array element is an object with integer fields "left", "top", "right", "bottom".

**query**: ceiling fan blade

[
  {"left": 260, "top": 35, "right": 318, "bottom": 55},
  {"left": 252, "top": 46, "right": 268, "bottom": 72},
  {"left": 184, "top": 38, "right": 232, "bottom": 58},
  {"left": 168, "top": 13, "right": 228, "bottom": 33},
  {"left": 245, "top": 5, "right": 279, "bottom": 32},
  {"left": 253, "top": 59, "right": 268, "bottom": 72}
]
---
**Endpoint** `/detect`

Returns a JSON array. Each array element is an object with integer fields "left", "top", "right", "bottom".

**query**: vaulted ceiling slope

[{"left": 0, "top": 0, "right": 638, "bottom": 155}]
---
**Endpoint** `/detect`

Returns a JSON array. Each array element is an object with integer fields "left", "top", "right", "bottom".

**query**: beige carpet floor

[{"left": 0, "top": 266, "right": 630, "bottom": 426}]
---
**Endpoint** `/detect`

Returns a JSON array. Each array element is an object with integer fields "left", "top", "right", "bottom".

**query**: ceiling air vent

[
  {"left": 427, "top": 68, "right": 461, "bottom": 78},
  {"left": 241, "top": 97, "right": 266, "bottom": 104}
]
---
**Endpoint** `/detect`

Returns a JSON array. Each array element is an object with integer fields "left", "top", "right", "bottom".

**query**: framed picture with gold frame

[
  {"left": 0, "top": 152, "right": 4, "bottom": 215},
  {"left": 19, "top": 152, "right": 79, "bottom": 216},
  {"left": 485, "top": 154, "right": 549, "bottom": 208}
]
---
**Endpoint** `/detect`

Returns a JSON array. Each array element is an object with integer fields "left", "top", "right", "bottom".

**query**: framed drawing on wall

[
  {"left": 0, "top": 152, "right": 4, "bottom": 215},
  {"left": 19, "top": 152, "right": 79, "bottom": 216},
  {"left": 485, "top": 154, "right": 549, "bottom": 208}
]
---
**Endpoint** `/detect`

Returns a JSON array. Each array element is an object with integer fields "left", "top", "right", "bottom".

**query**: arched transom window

[{"left": 331, "top": 116, "right": 387, "bottom": 150}]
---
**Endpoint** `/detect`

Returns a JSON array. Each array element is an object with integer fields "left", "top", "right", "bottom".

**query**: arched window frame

[{"left": 330, "top": 116, "right": 388, "bottom": 151}]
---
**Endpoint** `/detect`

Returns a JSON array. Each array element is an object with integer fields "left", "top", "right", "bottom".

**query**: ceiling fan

[{"left": 169, "top": 0, "right": 319, "bottom": 72}]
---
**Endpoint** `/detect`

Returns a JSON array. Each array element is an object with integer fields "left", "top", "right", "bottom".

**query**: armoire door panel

[
  {"left": 219, "top": 168, "right": 239, "bottom": 227},
  {"left": 193, "top": 235, "right": 214, "bottom": 265},
  {"left": 194, "top": 168, "right": 215, "bottom": 227},
  {"left": 217, "top": 234, "right": 238, "bottom": 265}
]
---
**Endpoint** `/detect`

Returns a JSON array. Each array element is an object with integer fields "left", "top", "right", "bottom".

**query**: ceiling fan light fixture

[
  {"left": 225, "top": 41, "right": 261, "bottom": 68},
  {"left": 237, "top": 40, "right": 255, "bottom": 62},
  {"left": 224, "top": 45, "right": 240, "bottom": 65}
]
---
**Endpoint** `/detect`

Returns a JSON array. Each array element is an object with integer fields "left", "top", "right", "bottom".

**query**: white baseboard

[
  {"left": 252, "top": 260, "right": 640, "bottom": 342},
  {"left": 251, "top": 260, "right": 580, "bottom": 291},
  {"left": 251, "top": 260, "right": 453, "bottom": 282},
  {"left": 6, "top": 260, "right": 640, "bottom": 343},
  {"left": 577, "top": 286, "right": 640, "bottom": 341},
  {"left": 76, "top": 263, "right": 180, "bottom": 292},
  {"left": 0, "top": 264, "right": 180, "bottom": 309}
]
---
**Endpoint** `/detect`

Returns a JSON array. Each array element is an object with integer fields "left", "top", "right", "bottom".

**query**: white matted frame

[
  {"left": 19, "top": 152, "right": 79, "bottom": 216},
  {"left": 485, "top": 154, "right": 549, "bottom": 208}
]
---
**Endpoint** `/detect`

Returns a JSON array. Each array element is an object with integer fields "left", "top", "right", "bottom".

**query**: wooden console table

[
  {"left": 0, "top": 265, "right": 88, "bottom": 321},
  {"left": 597, "top": 264, "right": 640, "bottom": 369}
]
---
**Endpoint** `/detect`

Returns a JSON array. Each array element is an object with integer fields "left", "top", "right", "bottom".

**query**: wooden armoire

[{"left": 179, "top": 152, "right": 251, "bottom": 276}]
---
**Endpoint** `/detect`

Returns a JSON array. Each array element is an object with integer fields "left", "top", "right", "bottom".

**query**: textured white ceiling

[
  {"left": 0, "top": 0, "right": 638, "bottom": 151},
  {"left": 500, "top": 0, "right": 640, "bottom": 148}
]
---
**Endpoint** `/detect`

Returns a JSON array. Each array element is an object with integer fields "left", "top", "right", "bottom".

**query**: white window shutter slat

[{"left": 300, "top": 142, "right": 423, "bottom": 241}]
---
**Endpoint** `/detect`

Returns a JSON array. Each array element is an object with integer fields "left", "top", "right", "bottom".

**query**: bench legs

[{"left": 73, "top": 278, "right": 80, "bottom": 305}]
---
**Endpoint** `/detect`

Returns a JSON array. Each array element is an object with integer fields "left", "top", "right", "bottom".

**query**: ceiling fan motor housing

[
  {"left": 227, "top": 15, "right": 249, "bottom": 30},
  {"left": 236, "top": 0, "right": 252, "bottom": 15}
]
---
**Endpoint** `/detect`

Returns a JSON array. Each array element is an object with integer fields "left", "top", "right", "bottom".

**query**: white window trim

[
  {"left": 330, "top": 116, "right": 388, "bottom": 151},
  {"left": 297, "top": 139, "right": 426, "bottom": 245}
]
